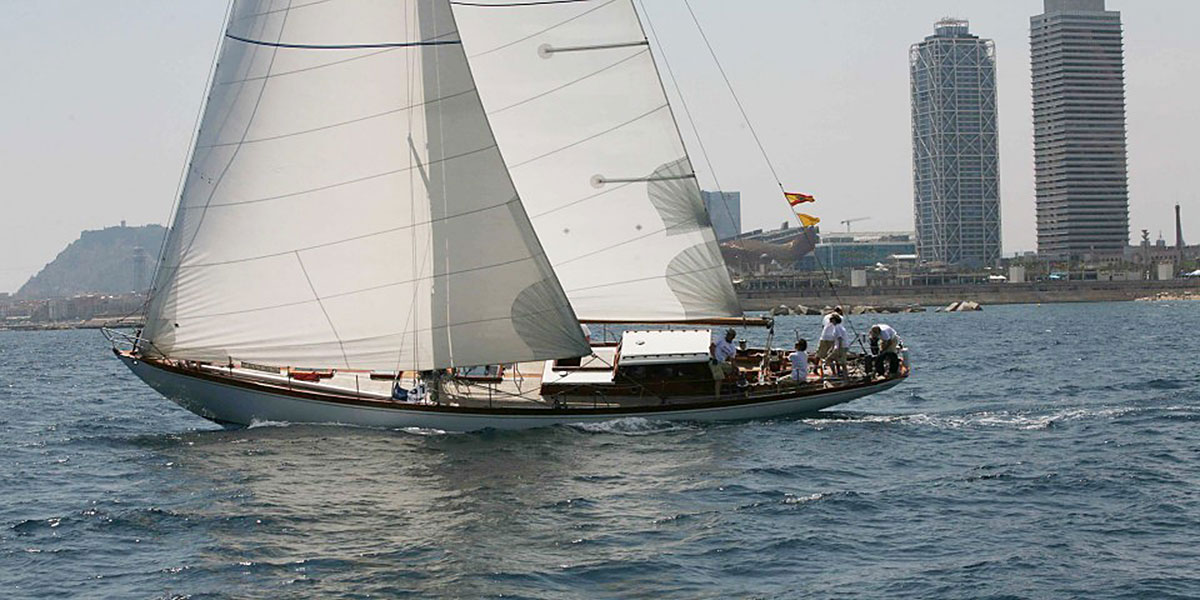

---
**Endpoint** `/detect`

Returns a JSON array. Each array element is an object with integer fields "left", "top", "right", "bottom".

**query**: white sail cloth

[
  {"left": 452, "top": 0, "right": 742, "bottom": 322},
  {"left": 142, "top": 0, "right": 588, "bottom": 371}
]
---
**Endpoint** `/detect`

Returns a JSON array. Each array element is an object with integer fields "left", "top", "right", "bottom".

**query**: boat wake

[
  {"left": 247, "top": 419, "right": 293, "bottom": 429},
  {"left": 246, "top": 419, "right": 451, "bottom": 437},
  {"left": 567, "top": 417, "right": 699, "bottom": 436},
  {"left": 803, "top": 405, "right": 1198, "bottom": 431}
]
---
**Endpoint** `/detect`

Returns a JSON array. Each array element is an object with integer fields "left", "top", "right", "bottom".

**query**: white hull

[{"left": 118, "top": 353, "right": 902, "bottom": 432}]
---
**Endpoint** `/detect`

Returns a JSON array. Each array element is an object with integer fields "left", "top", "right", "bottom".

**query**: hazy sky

[{"left": 1, "top": 0, "right": 1196, "bottom": 293}]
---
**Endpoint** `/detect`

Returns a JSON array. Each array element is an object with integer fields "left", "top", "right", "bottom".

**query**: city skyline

[
  {"left": 910, "top": 18, "right": 1003, "bottom": 266},
  {"left": 1, "top": 1, "right": 1196, "bottom": 293}
]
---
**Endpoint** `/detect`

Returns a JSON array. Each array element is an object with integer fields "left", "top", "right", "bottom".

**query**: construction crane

[{"left": 840, "top": 217, "right": 871, "bottom": 232}]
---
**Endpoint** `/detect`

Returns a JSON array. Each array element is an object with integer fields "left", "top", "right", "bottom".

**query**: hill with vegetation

[{"left": 17, "top": 224, "right": 165, "bottom": 298}]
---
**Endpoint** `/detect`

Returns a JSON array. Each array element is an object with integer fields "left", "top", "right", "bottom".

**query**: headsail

[
  {"left": 452, "top": 0, "right": 742, "bottom": 322},
  {"left": 142, "top": 0, "right": 588, "bottom": 371}
]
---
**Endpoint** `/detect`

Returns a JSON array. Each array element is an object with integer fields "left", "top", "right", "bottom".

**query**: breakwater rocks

[
  {"left": 770, "top": 304, "right": 926, "bottom": 316},
  {"left": 936, "top": 301, "right": 983, "bottom": 312},
  {"left": 1135, "top": 290, "right": 1198, "bottom": 302}
]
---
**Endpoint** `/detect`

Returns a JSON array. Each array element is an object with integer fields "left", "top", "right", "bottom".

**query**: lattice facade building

[{"left": 910, "top": 18, "right": 1002, "bottom": 266}]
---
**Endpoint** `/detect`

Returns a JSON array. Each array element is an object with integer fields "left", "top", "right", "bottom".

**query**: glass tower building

[
  {"left": 910, "top": 18, "right": 1002, "bottom": 267},
  {"left": 1032, "top": 0, "right": 1128, "bottom": 258},
  {"left": 702, "top": 190, "right": 741, "bottom": 241}
]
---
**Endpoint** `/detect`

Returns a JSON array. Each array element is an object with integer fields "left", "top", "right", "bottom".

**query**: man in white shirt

[
  {"left": 821, "top": 306, "right": 844, "bottom": 329},
  {"left": 837, "top": 318, "right": 854, "bottom": 364},
  {"left": 788, "top": 339, "right": 809, "bottom": 382},
  {"left": 815, "top": 313, "right": 843, "bottom": 376},
  {"left": 710, "top": 328, "right": 740, "bottom": 396},
  {"left": 832, "top": 318, "right": 851, "bottom": 376},
  {"left": 869, "top": 324, "right": 901, "bottom": 377}
]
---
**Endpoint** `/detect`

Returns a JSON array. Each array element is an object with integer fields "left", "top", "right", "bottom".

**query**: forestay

[
  {"left": 452, "top": 0, "right": 742, "bottom": 322},
  {"left": 142, "top": 0, "right": 588, "bottom": 371}
]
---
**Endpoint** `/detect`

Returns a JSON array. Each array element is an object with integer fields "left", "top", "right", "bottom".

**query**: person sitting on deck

[
  {"left": 815, "top": 313, "right": 843, "bottom": 376},
  {"left": 709, "top": 328, "right": 740, "bottom": 396},
  {"left": 788, "top": 339, "right": 809, "bottom": 382},
  {"left": 869, "top": 324, "right": 902, "bottom": 377}
]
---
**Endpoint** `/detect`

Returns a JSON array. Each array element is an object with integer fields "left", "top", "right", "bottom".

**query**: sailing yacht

[{"left": 110, "top": 0, "right": 905, "bottom": 431}]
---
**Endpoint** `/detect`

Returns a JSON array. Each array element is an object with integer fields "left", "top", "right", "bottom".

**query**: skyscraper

[
  {"left": 702, "top": 190, "right": 741, "bottom": 241},
  {"left": 910, "top": 18, "right": 1002, "bottom": 266},
  {"left": 1032, "top": 0, "right": 1128, "bottom": 258}
]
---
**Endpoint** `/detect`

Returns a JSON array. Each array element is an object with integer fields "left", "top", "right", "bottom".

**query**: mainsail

[
  {"left": 452, "top": 0, "right": 743, "bottom": 322},
  {"left": 142, "top": 0, "right": 589, "bottom": 371}
]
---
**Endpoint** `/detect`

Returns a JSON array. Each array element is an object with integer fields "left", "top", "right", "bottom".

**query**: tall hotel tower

[
  {"left": 1032, "top": 0, "right": 1128, "bottom": 258},
  {"left": 910, "top": 18, "right": 1002, "bottom": 266}
]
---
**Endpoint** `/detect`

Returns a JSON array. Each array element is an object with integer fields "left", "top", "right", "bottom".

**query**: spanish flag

[
  {"left": 795, "top": 213, "right": 820, "bottom": 228},
  {"left": 785, "top": 192, "right": 815, "bottom": 206}
]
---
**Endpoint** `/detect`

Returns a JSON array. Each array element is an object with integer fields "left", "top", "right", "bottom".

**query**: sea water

[{"left": 1, "top": 302, "right": 1197, "bottom": 599}]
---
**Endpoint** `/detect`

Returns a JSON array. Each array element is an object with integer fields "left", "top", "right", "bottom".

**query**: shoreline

[
  {"left": 3, "top": 284, "right": 1198, "bottom": 333},
  {"left": 0, "top": 317, "right": 143, "bottom": 332},
  {"left": 738, "top": 279, "right": 1200, "bottom": 311}
]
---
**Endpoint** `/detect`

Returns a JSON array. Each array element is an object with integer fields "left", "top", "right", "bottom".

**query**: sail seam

[
  {"left": 529, "top": 179, "right": 633, "bottom": 218},
  {"left": 225, "top": 33, "right": 462, "bottom": 50},
  {"left": 294, "top": 252, "right": 351, "bottom": 368},
  {"left": 197, "top": 88, "right": 477, "bottom": 149},
  {"left": 170, "top": 198, "right": 521, "bottom": 269},
  {"left": 177, "top": 255, "right": 548, "bottom": 320},
  {"left": 509, "top": 103, "right": 668, "bottom": 169},
  {"left": 219, "top": 47, "right": 397, "bottom": 85},
  {"left": 232, "top": 0, "right": 335, "bottom": 22},
  {"left": 179, "top": 144, "right": 499, "bottom": 210},
  {"left": 487, "top": 49, "right": 648, "bottom": 115},
  {"left": 173, "top": 7, "right": 291, "bottom": 279},
  {"left": 463, "top": 0, "right": 618, "bottom": 58},
  {"left": 213, "top": 28, "right": 460, "bottom": 85},
  {"left": 565, "top": 262, "right": 727, "bottom": 294},
  {"left": 171, "top": 297, "right": 571, "bottom": 356},
  {"left": 552, "top": 219, "right": 708, "bottom": 268}
]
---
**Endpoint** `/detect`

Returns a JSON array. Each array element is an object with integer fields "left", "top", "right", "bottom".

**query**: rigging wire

[
  {"left": 107, "top": 0, "right": 235, "bottom": 337},
  {"left": 680, "top": 0, "right": 783, "bottom": 192},
  {"left": 634, "top": 0, "right": 737, "bottom": 235},
  {"left": 678, "top": 0, "right": 866, "bottom": 350}
]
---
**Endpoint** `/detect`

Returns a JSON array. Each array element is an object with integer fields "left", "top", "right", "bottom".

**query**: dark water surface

[{"left": 1, "top": 302, "right": 1197, "bottom": 599}]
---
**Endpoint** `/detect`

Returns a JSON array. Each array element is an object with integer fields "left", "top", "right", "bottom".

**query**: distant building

[
  {"left": 1032, "top": 0, "right": 1129, "bottom": 258},
  {"left": 910, "top": 18, "right": 1002, "bottom": 267},
  {"left": 702, "top": 190, "right": 741, "bottom": 241},
  {"left": 797, "top": 231, "right": 917, "bottom": 271}
]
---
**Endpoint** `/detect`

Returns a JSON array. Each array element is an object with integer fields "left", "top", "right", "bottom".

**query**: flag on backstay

[
  {"left": 784, "top": 192, "right": 815, "bottom": 206},
  {"left": 795, "top": 213, "right": 820, "bottom": 228}
]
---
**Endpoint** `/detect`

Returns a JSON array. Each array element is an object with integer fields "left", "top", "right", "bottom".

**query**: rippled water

[{"left": 2, "top": 302, "right": 1198, "bottom": 598}]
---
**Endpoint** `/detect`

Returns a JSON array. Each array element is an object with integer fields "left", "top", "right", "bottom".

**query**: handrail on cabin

[{"left": 578, "top": 316, "right": 774, "bottom": 328}]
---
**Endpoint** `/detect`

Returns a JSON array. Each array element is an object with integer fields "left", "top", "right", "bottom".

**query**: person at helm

[{"left": 709, "top": 328, "right": 740, "bottom": 396}]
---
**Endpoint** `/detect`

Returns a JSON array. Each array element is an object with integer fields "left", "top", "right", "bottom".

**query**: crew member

[
  {"left": 788, "top": 339, "right": 809, "bottom": 382},
  {"left": 869, "top": 324, "right": 901, "bottom": 377},
  {"left": 816, "top": 313, "right": 843, "bottom": 377},
  {"left": 836, "top": 316, "right": 854, "bottom": 375},
  {"left": 710, "top": 328, "right": 739, "bottom": 396}
]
